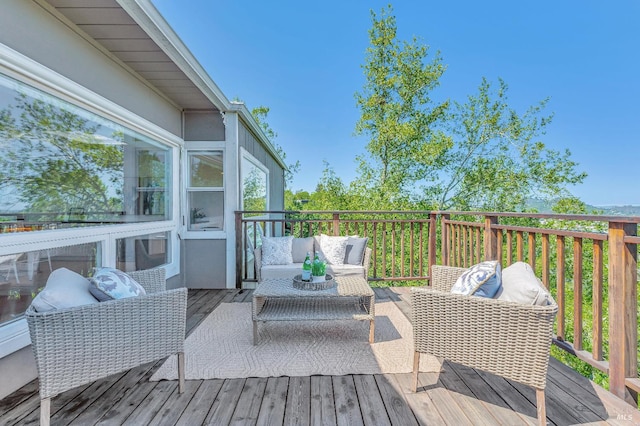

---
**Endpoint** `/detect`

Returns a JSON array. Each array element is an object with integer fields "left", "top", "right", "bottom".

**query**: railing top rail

[
  {"left": 236, "top": 210, "right": 640, "bottom": 223},
  {"left": 434, "top": 211, "right": 640, "bottom": 223},
  {"left": 236, "top": 210, "right": 434, "bottom": 215}
]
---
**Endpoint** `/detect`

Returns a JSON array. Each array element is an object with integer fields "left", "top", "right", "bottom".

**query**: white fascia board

[
  {"left": 119, "top": 0, "right": 231, "bottom": 112},
  {"left": 230, "top": 102, "right": 288, "bottom": 170}
]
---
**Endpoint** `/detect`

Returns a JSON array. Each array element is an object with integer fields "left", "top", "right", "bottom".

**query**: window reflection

[
  {"left": 0, "top": 73, "right": 172, "bottom": 232},
  {"left": 116, "top": 232, "right": 169, "bottom": 272},
  {"left": 0, "top": 243, "right": 99, "bottom": 325},
  {"left": 242, "top": 156, "right": 268, "bottom": 214}
]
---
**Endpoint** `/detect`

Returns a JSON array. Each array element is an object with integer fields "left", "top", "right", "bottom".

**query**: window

[
  {"left": 241, "top": 153, "right": 268, "bottom": 215},
  {"left": 187, "top": 151, "right": 224, "bottom": 231},
  {"left": 0, "top": 65, "right": 178, "bottom": 340},
  {"left": 0, "top": 73, "right": 172, "bottom": 232},
  {"left": 116, "top": 231, "right": 170, "bottom": 272}
]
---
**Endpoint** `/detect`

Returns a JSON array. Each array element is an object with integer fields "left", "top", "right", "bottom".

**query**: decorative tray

[{"left": 292, "top": 274, "right": 335, "bottom": 291}]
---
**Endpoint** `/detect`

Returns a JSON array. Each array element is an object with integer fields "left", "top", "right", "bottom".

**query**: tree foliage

[
  {"left": 354, "top": 5, "right": 448, "bottom": 208},
  {"left": 345, "top": 6, "right": 587, "bottom": 213},
  {"left": 251, "top": 105, "right": 300, "bottom": 190}
]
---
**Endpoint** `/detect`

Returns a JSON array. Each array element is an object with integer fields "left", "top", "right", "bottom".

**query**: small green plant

[{"left": 312, "top": 259, "right": 326, "bottom": 276}]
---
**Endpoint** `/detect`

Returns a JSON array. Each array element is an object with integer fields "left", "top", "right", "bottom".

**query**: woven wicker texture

[
  {"left": 253, "top": 275, "right": 375, "bottom": 322},
  {"left": 411, "top": 265, "right": 558, "bottom": 390},
  {"left": 26, "top": 268, "right": 187, "bottom": 400}
]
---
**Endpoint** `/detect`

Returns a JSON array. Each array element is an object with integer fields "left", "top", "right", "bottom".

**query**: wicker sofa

[
  {"left": 411, "top": 265, "right": 558, "bottom": 426},
  {"left": 25, "top": 268, "right": 187, "bottom": 426}
]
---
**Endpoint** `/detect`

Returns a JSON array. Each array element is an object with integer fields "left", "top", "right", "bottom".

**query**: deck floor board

[{"left": 1, "top": 288, "right": 637, "bottom": 425}]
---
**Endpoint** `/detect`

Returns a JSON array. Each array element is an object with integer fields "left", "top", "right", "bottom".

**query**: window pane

[
  {"left": 0, "top": 73, "right": 172, "bottom": 233},
  {"left": 188, "top": 191, "right": 223, "bottom": 230},
  {"left": 0, "top": 242, "right": 100, "bottom": 325},
  {"left": 116, "top": 232, "right": 170, "bottom": 272},
  {"left": 241, "top": 157, "right": 267, "bottom": 213},
  {"left": 189, "top": 152, "right": 223, "bottom": 187}
]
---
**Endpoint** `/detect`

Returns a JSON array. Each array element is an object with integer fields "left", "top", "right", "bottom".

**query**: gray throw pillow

[
  {"left": 292, "top": 237, "right": 315, "bottom": 263},
  {"left": 344, "top": 237, "right": 369, "bottom": 265}
]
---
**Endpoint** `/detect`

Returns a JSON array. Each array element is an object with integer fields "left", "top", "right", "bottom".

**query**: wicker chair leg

[
  {"left": 178, "top": 352, "right": 185, "bottom": 393},
  {"left": 412, "top": 351, "right": 420, "bottom": 392},
  {"left": 40, "top": 397, "right": 50, "bottom": 426},
  {"left": 536, "top": 388, "right": 546, "bottom": 426}
]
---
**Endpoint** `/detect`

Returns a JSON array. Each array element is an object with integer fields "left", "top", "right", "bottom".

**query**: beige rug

[{"left": 150, "top": 301, "right": 440, "bottom": 381}]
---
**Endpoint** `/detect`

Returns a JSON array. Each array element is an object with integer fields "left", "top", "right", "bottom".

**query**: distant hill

[{"left": 525, "top": 199, "right": 640, "bottom": 216}]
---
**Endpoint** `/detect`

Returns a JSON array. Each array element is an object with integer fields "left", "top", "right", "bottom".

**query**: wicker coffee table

[{"left": 252, "top": 275, "right": 375, "bottom": 344}]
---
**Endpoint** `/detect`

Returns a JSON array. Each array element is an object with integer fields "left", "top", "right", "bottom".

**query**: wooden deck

[{"left": 1, "top": 287, "right": 637, "bottom": 425}]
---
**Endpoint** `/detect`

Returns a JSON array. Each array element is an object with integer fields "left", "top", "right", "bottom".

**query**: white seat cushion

[{"left": 261, "top": 263, "right": 365, "bottom": 280}]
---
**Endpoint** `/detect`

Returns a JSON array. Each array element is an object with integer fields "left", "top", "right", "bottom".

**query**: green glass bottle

[{"left": 302, "top": 252, "right": 312, "bottom": 281}]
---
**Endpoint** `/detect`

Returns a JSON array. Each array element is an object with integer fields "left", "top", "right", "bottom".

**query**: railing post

[
  {"left": 484, "top": 215, "right": 499, "bottom": 261},
  {"left": 332, "top": 213, "right": 340, "bottom": 236},
  {"left": 441, "top": 213, "right": 450, "bottom": 266},
  {"left": 608, "top": 221, "right": 638, "bottom": 405},
  {"left": 235, "top": 211, "right": 243, "bottom": 289},
  {"left": 428, "top": 213, "right": 437, "bottom": 278}
]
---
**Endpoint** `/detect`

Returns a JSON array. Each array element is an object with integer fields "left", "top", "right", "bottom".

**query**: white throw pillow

[
  {"left": 451, "top": 261, "right": 502, "bottom": 298},
  {"left": 496, "top": 262, "right": 554, "bottom": 306},
  {"left": 89, "top": 267, "right": 146, "bottom": 301},
  {"left": 261, "top": 236, "right": 294, "bottom": 265},
  {"left": 319, "top": 234, "right": 349, "bottom": 265},
  {"left": 30, "top": 268, "right": 99, "bottom": 312}
]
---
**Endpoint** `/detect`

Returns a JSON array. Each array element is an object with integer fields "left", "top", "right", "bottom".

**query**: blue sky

[{"left": 152, "top": 0, "right": 639, "bottom": 206}]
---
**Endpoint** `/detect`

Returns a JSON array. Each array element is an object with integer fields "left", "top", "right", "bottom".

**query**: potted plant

[{"left": 311, "top": 257, "right": 327, "bottom": 282}]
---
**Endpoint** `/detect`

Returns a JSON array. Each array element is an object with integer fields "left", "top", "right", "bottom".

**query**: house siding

[
  {"left": 184, "top": 111, "right": 225, "bottom": 141},
  {"left": 238, "top": 120, "right": 285, "bottom": 211}
]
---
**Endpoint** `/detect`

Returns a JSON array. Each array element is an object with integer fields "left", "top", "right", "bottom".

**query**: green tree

[
  {"left": 354, "top": 5, "right": 448, "bottom": 209},
  {"left": 429, "top": 78, "right": 587, "bottom": 210},
  {"left": 353, "top": 6, "right": 586, "bottom": 213}
]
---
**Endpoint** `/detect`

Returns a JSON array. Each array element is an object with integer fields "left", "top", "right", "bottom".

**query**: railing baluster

[
  {"left": 573, "top": 237, "right": 583, "bottom": 351},
  {"left": 556, "top": 235, "right": 566, "bottom": 340},
  {"left": 382, "top": 222, "right": 387, "bottom": 279},
  {"left": 409, "top": 222, "right": 414, "bottom": 277},
  {"left": 496, "top": 229, "right": 503, "bottom": 264},
  {"left": 541, "top": 234, "right": 550, "bottom": 289},
  {"left": 372, "top": 221, "right": 378, "bottom": 278},
  {"left": 516, "top": 231, "right": 524, "bottom": 261},
  {"left": 506, "top": 231, "right": 513, "bottom": 266},
  {"left": 400, "top": 222, "right": 405, "bottom": 277},
  {"left": 593, "top": 239, "right": 603, "bottom": 361},
  {"left": 528, "top": 232, "right": 536, "bottom": 270},
  {"left": 463, "top": 225, "right": 468, "bottom": 268},
  {"left": 475, "top": 227, "right": 482, "bottom": 264}
]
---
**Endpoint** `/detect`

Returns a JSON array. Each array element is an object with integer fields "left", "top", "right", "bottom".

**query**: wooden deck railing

[{"left": 235, "top": 210, "right": 639, "bottom": 406}]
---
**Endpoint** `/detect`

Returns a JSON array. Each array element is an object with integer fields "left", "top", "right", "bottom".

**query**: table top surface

[{"left": 254, "top": 275, "right": 374, "bottom": 298}]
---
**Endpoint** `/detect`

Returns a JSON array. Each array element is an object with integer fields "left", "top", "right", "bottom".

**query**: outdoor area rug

[{"left": 150, "top": 301, "right": 441, "bottom": 381}]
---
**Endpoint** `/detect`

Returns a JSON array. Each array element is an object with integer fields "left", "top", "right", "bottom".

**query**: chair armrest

[
  {"left": 26, "top": 288, "right": 187, "bottom": 399},
  {"left": 254, "top": 247, "right": 262, "bottom": 282},
  {"left": 410, "top": 286, "right": 557, "bottom": 389},
  {"left": 362, "top": 247, "right": 372, "bottom": 280},
  {"left": 429, "top": 264, "right": 468, "bottom": 292},
  {"left": 129, "top": 268, "right": 166, "bottom": 294}
]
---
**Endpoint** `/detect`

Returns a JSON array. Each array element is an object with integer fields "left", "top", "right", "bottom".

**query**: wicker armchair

[
  {"left": 411, "top": 265, "right": 557, "bottom": 426},
  {"left": 25, "top": 268, "right": 187, "bottom": 426}
]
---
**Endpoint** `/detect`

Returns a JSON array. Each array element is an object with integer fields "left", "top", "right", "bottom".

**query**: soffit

[{"left": 43, "top": 0, "right": 219, "bottom": 111}]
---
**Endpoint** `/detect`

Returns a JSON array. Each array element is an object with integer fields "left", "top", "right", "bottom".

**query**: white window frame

[
  {"left": 182, "top": 142, "right": 228, "bottom": 240},
  {"left": 0, "top": 44, "right": 183, "bottom": 357}
]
